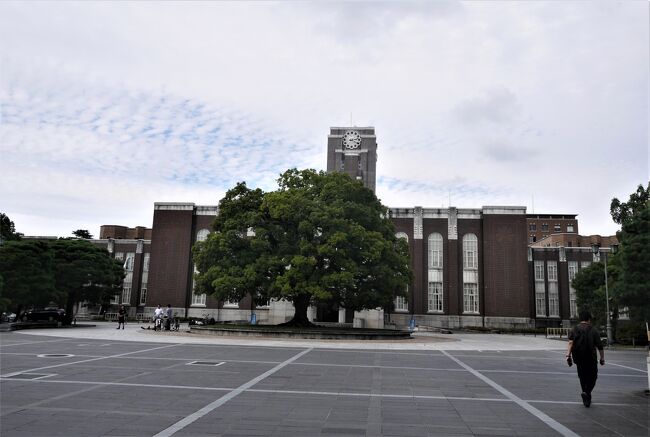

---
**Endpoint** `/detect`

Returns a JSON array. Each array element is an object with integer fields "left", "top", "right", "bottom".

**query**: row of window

[
  {"left": 535, "top": 260, "right": 590, "bottom": 318},
  {"left": 112, "top": 252, "right": 150, "bottom": 305},
  {"left": 394, "top": 232, "right": 479, "bottom": 314},
  {"left": 529, "top": 223, "right": 575, "bottom": 233}
]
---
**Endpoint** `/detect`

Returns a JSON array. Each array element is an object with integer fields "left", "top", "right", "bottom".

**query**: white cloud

[{"left": 0, "top": 1, "right": 647, "bottom": 237}]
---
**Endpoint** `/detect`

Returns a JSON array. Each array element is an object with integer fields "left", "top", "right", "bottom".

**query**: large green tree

[
  {"left": 0, "top": 239, "right": 124, "bottom": 325},
  {"left": 50, "top": 239, "right": 124, "bottom": 325},
  {"left": 610, "top": 183, "right": 650, "bottom": 323},
  {"left": 72, "top": 229, "right": 93, "bottom": 239},
  {"left": 0, "top": 212, "right": 22, "bottom": 242},
  {"left": 0, "top": 240, "right": 59, "bottom": 318},
  {"left": 194, "top": 169, "right": 412, "bottom": 327},
  {"left": 572, "top": 260, "right": 621, "bottom": 332}
]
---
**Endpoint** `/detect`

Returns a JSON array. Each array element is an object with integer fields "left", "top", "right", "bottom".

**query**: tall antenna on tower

[{"left": 532, "top": 195, "right": 535, "bottom": 214}]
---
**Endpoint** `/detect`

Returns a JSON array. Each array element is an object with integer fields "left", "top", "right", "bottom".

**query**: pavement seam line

[
  {"left": 0, "top": 338, "right": 69, "bottom": 348},
  {"left": 607, "top": 361, "right": 648, "bottom": 373},
  {"left": 0, "top": 343, "right": 180, "bottom": 377},
  {"left": 152, "top": 347, "right": 313, "bottom": 437},
  {"left": 2, "top": 377, "right": 641, "bottom": 408},
  {"left": 0, "top": 371, "right": 151, "bottom": 417},
  {"left": 441, "top": 350, "right": 580, "bottom": 437}
]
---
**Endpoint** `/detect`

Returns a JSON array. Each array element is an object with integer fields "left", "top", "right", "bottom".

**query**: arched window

[
  {"left": 462, "top": 233, "right": 479, "bottom": 314},
  {"left": 394, "top": 232, "right": 409, "bottom": 312},
  {"left": 462, "top": 234, "right": 478, "bottom": 269},
  {"left": 427, "top": 233, "right": 444, "bottom": 313},
  {"left": 428, "top": 233, "right": 443, "bottom": 269},
  {"left": 196, "top": 229, "right": 210, "bottom": 242}
]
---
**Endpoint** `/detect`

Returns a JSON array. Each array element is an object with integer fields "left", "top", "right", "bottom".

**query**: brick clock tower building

[
  {"left": 97, "top": 126, "right": 593, "bottom": 329},
  {"left": 327, "top": 127, "right": 377, "bottom": 192}
]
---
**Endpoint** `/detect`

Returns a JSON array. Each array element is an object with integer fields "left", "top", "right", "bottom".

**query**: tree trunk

[{"left": 280, "top": 294, "right": 314, "bottom": 327}]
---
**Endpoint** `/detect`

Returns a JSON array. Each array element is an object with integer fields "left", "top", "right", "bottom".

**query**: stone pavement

[
  {"left": 8, "top": 321, "right": 571, "bottom": 350},
  {"left": 1, "top": 323, "right": 648, "bottom": 436}
]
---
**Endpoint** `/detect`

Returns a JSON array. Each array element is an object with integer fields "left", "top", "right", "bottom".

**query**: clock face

[{"left": 342, "top": 130, "right": 362, "bottom": 150}]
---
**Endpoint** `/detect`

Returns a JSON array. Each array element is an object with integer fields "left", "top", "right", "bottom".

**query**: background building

[
  {"left": 94, "top": 127, "right": 616, "bottom": 329},
  {"left": 526, "top": 214, "right": 578, "bottom": 244}
]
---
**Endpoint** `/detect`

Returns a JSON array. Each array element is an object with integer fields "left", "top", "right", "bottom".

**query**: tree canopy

[
  {"left": 574, "top": 182, "right": 650, "bottom": 339},
  {"left": 193, "top": 169, "right": 412, "bottom": 326},
  {"left": 610, "top": 183, "right": 650, "bottom": 323},
  {"left": 72, "top": 229, "right": 93, "bottom": 239},
  {"left": 0, "top": 239, "right": 123, "bottom": 324},
  {"left": 1, "top": 212, "right": 22, "bottom": 242},
  {"left": 0, "top": 240, "right": 59, "bottom": 316},
  {"left": 50, "top": 239, "right": 124, "bottom": 324}
]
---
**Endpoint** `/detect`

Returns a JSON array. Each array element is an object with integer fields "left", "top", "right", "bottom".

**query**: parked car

[
  {"left": 1, "top": 312, "right": 17, "bottom": 323},
  {"left": 24, "top": 307, "right": 66, "bottom": 322}
]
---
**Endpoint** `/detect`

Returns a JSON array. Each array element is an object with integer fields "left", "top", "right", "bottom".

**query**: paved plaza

[{"left": 0, "top": 323, "right": 648, "bottom": 436}]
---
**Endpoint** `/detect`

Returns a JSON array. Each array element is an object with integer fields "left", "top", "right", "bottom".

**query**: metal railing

[{"left": 546, "top": 327, "right": 570, "bottom": 338}]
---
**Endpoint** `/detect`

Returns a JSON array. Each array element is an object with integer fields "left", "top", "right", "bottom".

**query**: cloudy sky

[{"left": 1, "top": 1, "right": 647, "bottom": 238}]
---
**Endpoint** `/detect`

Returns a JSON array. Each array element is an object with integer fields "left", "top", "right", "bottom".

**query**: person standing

[
  {"left": 165, "top": 304, "right": 173, "bottom": 330},
  {"left": 117, "top": 305, "right": 126, "bottom": 330},
  {"left": 566, "top": 311, "right": 605, "bottom": 407},
  {"left": 153, "top": 305, "right": 163, "bottom": 330}
]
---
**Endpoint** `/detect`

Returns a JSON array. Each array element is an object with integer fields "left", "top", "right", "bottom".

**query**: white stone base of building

[
  {"left": 353, "top": 309, "right": 385, "bottom": 329},
  {"left": 388, "top": 313, "right": 535, "bottom": 330}
]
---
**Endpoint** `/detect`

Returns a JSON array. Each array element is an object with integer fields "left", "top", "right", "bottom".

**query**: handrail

[{"left": 546, "top": 327, "right": 570, "bottom": 338}]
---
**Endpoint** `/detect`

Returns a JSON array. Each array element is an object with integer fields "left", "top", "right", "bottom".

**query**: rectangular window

[
  {"left": 395, "top": 296, "right": 408, "bottom": 312},
  {"left": 534, "top": 261, "right": 545, "bottom": 281},
  {"left": 110, "top": 293, "right": 120, "bottom": 304},
  {"left": 191, "top": 293, "right": 206, "bottom": 306},
  {"left": 618, "top": 307, "right": 630, "bottom": 320},
  {"left": 124, "top": 253, "right": 135, "bottom": 271},
  {"left": 122, "top": 286, "right": 131, "bottom": 305},
  {"left": 115, "top": 252, "right": 124, "bottom": 261},
  {"left": 547, "top": 261, "right": 558, "bottom": 317},
  {"left": 548, "top": 282, "right": 559, "bottom": 317},
  {"left": 223, "top": 300, "right": 239, "bottom": 308},
  {"left": 580, "top": 261, "right": 591, "bottom": 269},
  {"left": 534, "top": 260, "right": 546, "bottom": 316},
  {"left": 463, "top": 283, "right": 479, "bottom": 314},
  {"left": 535, "top": 281, "right": 546, "bottom": 316},
  {"left": 554, "top": 224, "right": 561, "bottom": 232},
  {"left": 427, "top": 282, "right": 443, "bottom": 313},
  {"left": 568, "top": 261, "right": 578, "bottom": 318},
  {"left": 139, "top": 271, "right": 148, "bottom": 304},
  {"left": 547, "top": 262, "right": 557, "bottom": 281},
  {"left": 567, "top": 224, "right": 574, "bottom": 233},
  {"left": 143, "top": 253, "right": 150, "bottom": 271},
  {"left": 529, "top": 223, "right": 537, "bottom": 231},
  {"left": 541, "top": 223, "right": 548, "bottom": 232}
]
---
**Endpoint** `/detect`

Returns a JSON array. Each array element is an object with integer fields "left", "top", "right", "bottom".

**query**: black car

[
  {"left": 24, "top": 307, "right": 66, "bottom": 322},
  {"left": 1, "top": 312, "right": 17, "bottom": 323}
]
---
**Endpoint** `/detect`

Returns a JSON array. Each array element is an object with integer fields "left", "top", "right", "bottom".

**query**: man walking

[{"left": 566, "top": 311, "right": 605, "bottom": 407}]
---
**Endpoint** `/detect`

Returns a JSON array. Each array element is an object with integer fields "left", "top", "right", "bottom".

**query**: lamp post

[{"left": 592, "top": 243, "right": 618, "bottom": 346}]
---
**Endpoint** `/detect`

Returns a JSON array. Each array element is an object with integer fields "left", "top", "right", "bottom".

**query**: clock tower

[{"left": 326, "top": 127, "right": 378, "bottom": 192}]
